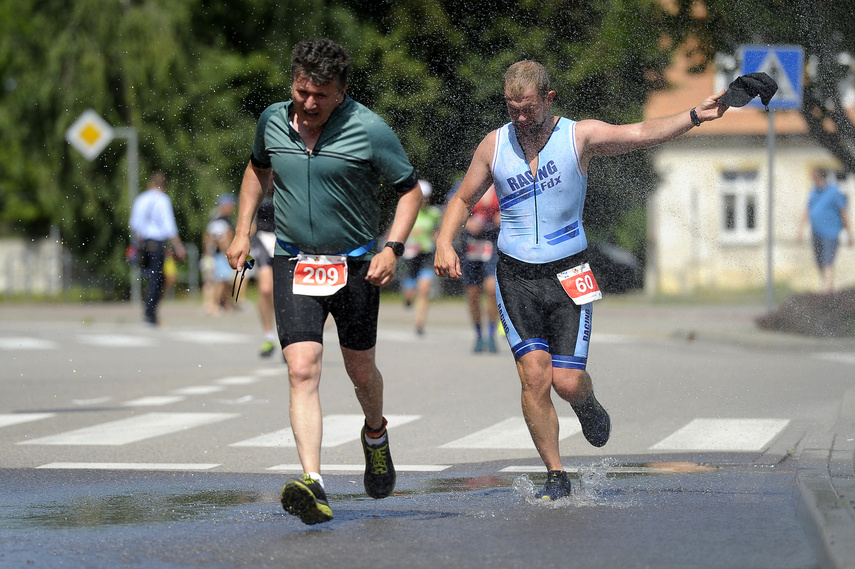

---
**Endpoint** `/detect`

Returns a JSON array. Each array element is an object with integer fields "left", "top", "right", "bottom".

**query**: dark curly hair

[{"left": 291, "top": 38, "right": 351, "bottom": 88}]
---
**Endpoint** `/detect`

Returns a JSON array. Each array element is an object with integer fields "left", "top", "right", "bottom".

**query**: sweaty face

[
  {"left": 291, "top": 74, "right": 345, "bottom": 131},
  {"left": 505, "top": 87, "right": 551, "bottom": 138}
]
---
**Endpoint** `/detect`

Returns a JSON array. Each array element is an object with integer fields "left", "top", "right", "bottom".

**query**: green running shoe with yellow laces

[
  {"left": 280, "top": 474, "right": 333, "bottom": 525},
  {"left": 260, "top": 340, "right": 276, "bottom": 358},
  {"left": 361, "top": 423, "right": 396, "bottom": 499}
]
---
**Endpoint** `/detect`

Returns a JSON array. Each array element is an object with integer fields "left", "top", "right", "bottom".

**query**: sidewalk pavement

[{"left": 1, "top": 295, "right": 853, "bottom": 567}]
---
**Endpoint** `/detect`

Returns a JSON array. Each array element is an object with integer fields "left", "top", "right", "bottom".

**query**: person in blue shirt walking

[{"left": 798, "top": 168, "right": 853, "bottom": 294}]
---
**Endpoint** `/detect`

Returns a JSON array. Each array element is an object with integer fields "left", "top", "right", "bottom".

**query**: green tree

[
  {"left": 2, "top": 0, "right": 692, "bottom": 295},
  {"left": 0, "top": 0, "right": 361, "bottom": 294},
  {"left": 342, "top": 0, "right": 682, "bottom": 257}
]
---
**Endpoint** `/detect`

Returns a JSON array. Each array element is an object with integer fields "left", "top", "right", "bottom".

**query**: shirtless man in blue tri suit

[{"left": 434, "top": 60, "right": 729, "bottom": 501}]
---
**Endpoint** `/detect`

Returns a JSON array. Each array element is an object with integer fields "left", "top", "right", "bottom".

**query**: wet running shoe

[
  {"left": 535, "top": 470, "right": 573, "bottom": 501},
  {"left": 361, "top": 425, "right": 396, "bottom": 499},
  {"left": 571, "top": 393, "right": 611, "bottom": 447},
  {"left": 260, "top": 340, "right": 275, "bottom": 358},
  {"left": 280, "top": 474, "right": 334, "bottom": 525}
]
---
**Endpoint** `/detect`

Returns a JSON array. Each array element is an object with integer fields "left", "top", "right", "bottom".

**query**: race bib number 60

[
  {"left": 557, "top": 263, "right": 602, "bottom": 305},
  {"left": 293, "top": 255, "right": 348, "bottom": 296}
]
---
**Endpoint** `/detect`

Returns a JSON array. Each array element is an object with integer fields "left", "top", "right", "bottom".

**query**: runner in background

[
  {"left": 461, "top": 184, "right": 501, "bottom": 352},
  {"left": 401, "top": 180, "right": 442, "bottom": 335},
  {"left": 250, "top": 197, "right": 277, "bottom": 357}
]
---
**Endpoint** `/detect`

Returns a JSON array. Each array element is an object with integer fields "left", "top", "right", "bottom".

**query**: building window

[{"left": 720, "top": 170, "right": 760, "bottom": 242}]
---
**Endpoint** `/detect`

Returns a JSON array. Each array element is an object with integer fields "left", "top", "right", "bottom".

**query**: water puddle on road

[
  {"left": 2, "top": 489, "right": 265, "bottom": 529},
  {"left": 1, "top": 461, "right": 721, "bottom": 529}
]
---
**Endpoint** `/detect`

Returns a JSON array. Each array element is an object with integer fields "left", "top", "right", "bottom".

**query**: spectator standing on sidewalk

[{"left": 798, "top": 167, "right": 853, "bottom": 294}]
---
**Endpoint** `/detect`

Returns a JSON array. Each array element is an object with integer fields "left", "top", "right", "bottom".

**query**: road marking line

[
  {"left": 17, "top": 412, "right": 239, "bottom": 446},
  {"left": 267, "top": 464, "right": 450, "bottom": 472},
  {"left": 216, "top": 395, "right": 267, "bottom": 405},
  {"left": 170, "top": 386, "right": 226, "bottom": 395},
  {"left": 72, "top": 397, "right": 113, "bottom": 406},
  {"left": 168, "top": 331, "right": 252, "bottom": 344},
  {"left": 0, "top": 337, "right": 57, "bottom": 350},
  {"left": 590, "top": 332, "right": 630, "bottom": 343},
  {"left": 815, "top": 352, "right": 855, "bottom": 365},
  {"left": 0, "top": 413, "right": 55, "bottom": 428},
  {"left": 122, "top": 396, "right": 186, "bottom": 407},
  {"left": 36, "top": 462, "right": 220, "bottom": 471},
  {"left": 440, "top": 416, "right": 581, "bottom": 449},
  {"left": 650, "top": 418, "right": 790, "bottom": 451},
  {"left": 500, "top": 465, "right": 709, "bottom": 474},
  {"left": 77, "top": 334, "right": 156, "bottom": 347},
  {"left": 230, "top": 414, "right": 421, "bottom": 448},
  {"left": 214, "top": 376, "right": 261, "bottom": 386}
]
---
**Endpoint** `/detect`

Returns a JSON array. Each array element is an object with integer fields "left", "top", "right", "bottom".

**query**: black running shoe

[
  {"left": 361, "top": 425, "right": 396, "bottom": 499},
  {"left": 571, "top": 393, "right": 611, "bottom": 447},
  {"left": 280, "top": 474, "right": 334, "bottom": 525},
  {"left": 535, "top": 470, "right": 573, "bottom": 501}
]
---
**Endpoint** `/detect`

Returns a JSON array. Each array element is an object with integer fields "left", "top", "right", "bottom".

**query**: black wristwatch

[
  {"left": 384, "top": 241, "right": 405, "bottom": 257},
  {"left": 690, "top": 108, "right": 702, "bottom": 127}
]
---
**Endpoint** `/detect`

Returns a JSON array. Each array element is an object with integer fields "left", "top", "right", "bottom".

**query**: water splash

[{"left": 512, "top": 459, "right": 636, "bottom": 509}]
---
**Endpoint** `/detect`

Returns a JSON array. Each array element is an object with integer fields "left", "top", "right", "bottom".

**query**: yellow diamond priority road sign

[{"left": 65, "top": 109, "right": 115, "bottom": 161}]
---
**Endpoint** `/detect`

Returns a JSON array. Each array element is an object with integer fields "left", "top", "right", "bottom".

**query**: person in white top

[{"left": 129, "top": 171, "right": 186, "bottom": 325}]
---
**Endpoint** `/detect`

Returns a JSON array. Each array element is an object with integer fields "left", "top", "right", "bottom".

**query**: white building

[{"left": 644, "top": 51, "right": 855, "bottom": 295}]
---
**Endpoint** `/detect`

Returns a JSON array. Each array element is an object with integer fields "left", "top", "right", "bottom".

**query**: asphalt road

[{"left": 2, "top": 296, "right": 854, "bottom": 568}]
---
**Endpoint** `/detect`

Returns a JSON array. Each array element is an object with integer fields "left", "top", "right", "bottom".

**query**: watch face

[{"left": 387, "top": 242, "right": 404, "bottom": 256}]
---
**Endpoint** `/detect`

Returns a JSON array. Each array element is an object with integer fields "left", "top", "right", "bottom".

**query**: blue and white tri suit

[{"left": 492, "top": 117, "right": 593, "bottom": 370}]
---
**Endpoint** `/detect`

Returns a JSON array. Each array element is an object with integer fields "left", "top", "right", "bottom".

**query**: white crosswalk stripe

[
  {"left": 650, "top": 418, "right": 790, "bottom": 451},
  {"left": 214, "top": 376, "right": 262, "bottom": 386},
  {"left": 4, "top": 409, "right": 797, "bottom": 471},
  {"left": 0, "top": 413, "right": 55, "bottom": 428},
  {"left": 440, "top": 416, "right": 582, "bottom": 449},
  {"left": 17, "top": 412, "right": 239, "bottom": 446},
  {"left": 0, "top": 337, "right": 57, "bottom": 350},
  {"left": 167, "top": 330, "right": 252, "bottom": 344},
  {"left": 267, "top": 464, "right": 450, "bottom": 472},
  {"left": 815, "top": 352, "right": 855, "bottom": 365},
  {"left": 37, "top": 462, "right": 220, "bottom": 471},
  {"left": 230, "top": 414, "right": 421, "bottom": 448},
  {"left": 122, "top": 396, "right": 186, "bottom": 407},
  {"left": 170, "top": 385, "right": 226, "bottom": 395},
  {"left": 77, "top": 334, "right": 156, "bottom": 347}
]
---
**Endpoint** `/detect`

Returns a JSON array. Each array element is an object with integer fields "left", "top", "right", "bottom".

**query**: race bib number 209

[
  {"left": 293, "top": 254, "right": 348, "bottom": 296},
  {"left": 557, "top": 263, "right": 602, "bottom": 305}
]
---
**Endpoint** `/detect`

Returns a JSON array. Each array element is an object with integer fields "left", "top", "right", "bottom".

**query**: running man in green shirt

[{"left": 227, "top": 38, "right": 421, "bottom": 525}]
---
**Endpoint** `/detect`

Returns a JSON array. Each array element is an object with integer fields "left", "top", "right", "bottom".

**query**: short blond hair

[{"left": 503, "top": 60, "right": 551, "bottom": 99}]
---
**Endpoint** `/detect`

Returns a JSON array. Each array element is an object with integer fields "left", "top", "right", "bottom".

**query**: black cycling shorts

[
  {"left": 273, "top": 255, "right": 379, "bottom": 351},
  {"left": 495, "top": 252, "right": 592, "bottom": 370}
]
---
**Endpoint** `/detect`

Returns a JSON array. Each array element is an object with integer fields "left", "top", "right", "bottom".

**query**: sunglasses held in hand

[{"left": 231, "top": 256, "right": 255, "bottom": 303}]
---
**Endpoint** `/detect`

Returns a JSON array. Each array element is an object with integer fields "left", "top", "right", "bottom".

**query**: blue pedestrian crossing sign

[{"left": 739, "top": 45, "right": 804, "bottom": 110}]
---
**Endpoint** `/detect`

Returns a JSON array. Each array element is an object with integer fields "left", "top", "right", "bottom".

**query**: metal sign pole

[
  {"left": 766, "top": 109, "right": 775, "bottom": 314},
  {"left": 114, "top": 126, "right": 140, "bottom": 304},
  {"left": 739, "top": 45, "right": 802, "bottom": 314}
]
